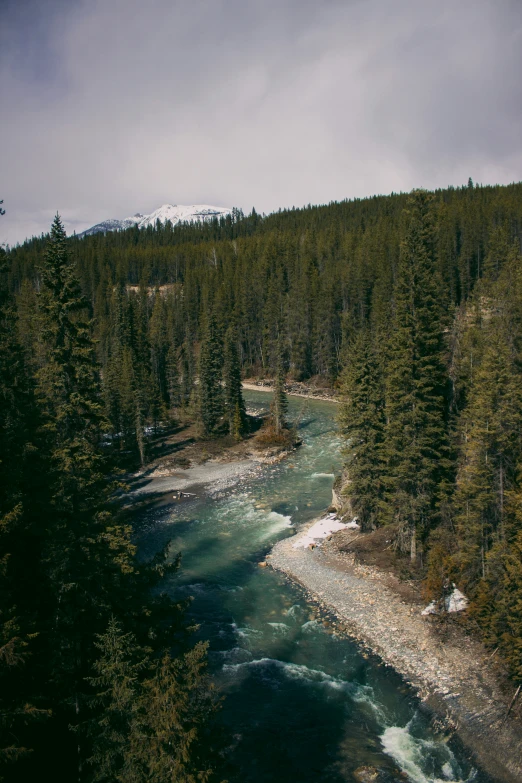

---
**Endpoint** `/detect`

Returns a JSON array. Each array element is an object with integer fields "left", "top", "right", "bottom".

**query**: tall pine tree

[
  {"left": 224, "top": 327, "right": 247, "bottom": 439},
  {"left": 338, "top": 330, "right": 385, "bottom": 531},
  {"left": 198, "top": 314, "right": 224, "bottom": 437},
  {"left": 383, "top": 191, "right": 451, "bottom": 560},
  {"left": 271, "top": 340, "right": 288, "bottom": 436},
  {"left": 36, "top": 216, "right": 136, "bottom": 774}
]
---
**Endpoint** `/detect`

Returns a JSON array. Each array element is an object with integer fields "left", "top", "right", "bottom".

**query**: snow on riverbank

[
  {"left": 269, "top": 517, "right": 522, "bottom": 783},
  {"left": 292, "top": 513, "right": 359, "bottom": 549}
]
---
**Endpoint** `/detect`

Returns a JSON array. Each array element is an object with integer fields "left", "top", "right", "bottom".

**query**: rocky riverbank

[
  {"left": 269, "top": 521, "right": 522, "bottom": 783},
  {"left": 126, "top": 407, "right": 300, "bottom": 501},
  {"left": 242, "top": 378, "right": 339, "bottom": 402}
]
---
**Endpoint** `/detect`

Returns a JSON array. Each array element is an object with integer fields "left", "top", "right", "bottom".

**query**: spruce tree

[
  {"left": 338, "top": 330, "right": 385, "bottom": 531},
  {"left": 383, "top": 191, "right": 450, "bottom": 560},
  {"left": 0, "top": 235, "right": 50, "bottom": 775},
  {"left": 451, "top": 336, "right": 522, "bottom": 587},
  {"left": 165, "top": 343, "right": 180, "bottom": 412},
  {"left": 198, "top": 314, "right": 224, "bottom": 437},
  {"left": 271, "top": 340, "right": 288, "bottom": 436},
  {"left": 223, "top": 327, "right": 247, "bottom": 439},
  {"left": 36, "top": 216, "right": 136, "bottom": 765},
  {"left": 89, "top": 619, "right": 219, "bottom": 783}
]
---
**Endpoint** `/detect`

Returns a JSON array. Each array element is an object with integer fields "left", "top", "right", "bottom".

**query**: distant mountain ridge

[{"left": 78, "top": 203, "right": 233, "bottom": 237}]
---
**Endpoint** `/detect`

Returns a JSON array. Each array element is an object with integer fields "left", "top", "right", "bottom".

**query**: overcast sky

[{"left": 1, "top": 0, "right": 521, "bottom": 245}]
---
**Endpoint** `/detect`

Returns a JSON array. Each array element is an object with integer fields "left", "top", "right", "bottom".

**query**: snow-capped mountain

[{"left": 79, "top": 204, "right": 233, "bottom": 237}]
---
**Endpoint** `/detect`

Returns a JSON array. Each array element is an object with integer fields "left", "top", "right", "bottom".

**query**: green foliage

[
  {"left": 0, "top": 235, "right": 50, "bottom": 777},
  {"left": 0, "top": 216, "right": 218, "bottom": 779},
  {"left": 338, "top": 330, "right": 385, "bottom": 531},
  {"left": 88, "top": 617, "right": 219, "bottom": 783},
  {"left": 382, "top": 191, "right": 451, "bottom": 559},
  {"left": 224, "top": 327, "right": 247, "bottom": 439},
  {"left": 270, "top": 341, "right": 288, "bottom": 436},
  {"left": 198, "top": 314, "right": 224, "bottom": 437}
]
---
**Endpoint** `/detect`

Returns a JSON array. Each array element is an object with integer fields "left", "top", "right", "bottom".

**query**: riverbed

[{"left": 134, "top": 391, "right": 489, "bottom": 783}]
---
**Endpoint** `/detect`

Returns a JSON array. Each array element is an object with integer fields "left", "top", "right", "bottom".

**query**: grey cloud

[{"left": 1, "top": 0, "right": 521, "bottom": 245}]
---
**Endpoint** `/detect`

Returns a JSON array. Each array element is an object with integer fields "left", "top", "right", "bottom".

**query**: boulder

[
  {"left": 353, "top": 767, "right": 405, "bottom": 783},
  {"left": 353, "top": 767, "right": 380, "bottom": 783}
]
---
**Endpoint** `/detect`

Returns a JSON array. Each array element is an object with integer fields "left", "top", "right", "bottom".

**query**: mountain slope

[{"left": 79, "top": 203, "right": 233, "bottom": 237}]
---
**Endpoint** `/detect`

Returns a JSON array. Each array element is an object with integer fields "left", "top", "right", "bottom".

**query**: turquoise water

[{"left": 135, "top": 392, "right": 488, "bottom": 783}]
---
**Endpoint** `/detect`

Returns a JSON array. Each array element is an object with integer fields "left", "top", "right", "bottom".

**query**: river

[{"left": 135, "top": 391, "right": 488, "bottom": 783}]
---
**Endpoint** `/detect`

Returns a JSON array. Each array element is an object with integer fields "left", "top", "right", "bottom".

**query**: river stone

[
  {"left": 353, "top": 767, "right": 380, "bottom": 783},
  {"left": 353, "top": 767, "right": 405, "bottom": 783}
]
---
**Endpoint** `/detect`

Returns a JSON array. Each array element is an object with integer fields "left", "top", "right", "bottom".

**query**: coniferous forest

[{"left": 2, "top": 179, "right": 522, "bottom": 779}]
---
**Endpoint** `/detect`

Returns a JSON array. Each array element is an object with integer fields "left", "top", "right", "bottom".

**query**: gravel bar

[{"left": 270, "top": 524, "right": 522, "bottom": 783}]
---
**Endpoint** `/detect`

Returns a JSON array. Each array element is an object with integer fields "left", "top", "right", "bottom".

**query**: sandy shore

[{"left": 269, "top": 522, "right": 522, "bottom": 783}]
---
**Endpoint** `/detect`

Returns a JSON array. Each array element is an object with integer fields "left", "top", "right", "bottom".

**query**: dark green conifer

[
  {"left": 36, "top": 215, "right": 136, "bottom": 753},
  {"left": 0, "top": 234, "right": 50, "bottom": 774},
  {"left": 198, "top": 314, "right": 224, "bottom": 437},
  {"left": 338, "top": 330, "right": 385, "bottom": 531},
  {"left": 89, "top": 618, "right": 219, "bottom": 783},
  {"left": 452, "top": 336, "right": 522, "bottom": 587},
  {"left": 165, "top": 343, "right": 180, "bottom": 412},
  {"left": 224, "top": 327, "right": 247, "bottom": 439},
  {"left": 271, "top": 340, "right": 288, "bottom": 436},
  {"left": 383, "top": 191, "right": 451, "bottom": 560}
]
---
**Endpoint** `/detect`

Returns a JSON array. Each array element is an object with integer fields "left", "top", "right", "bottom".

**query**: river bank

[
  {"left": 242, "top": 379, "right": 339, "bottom": 402},
  {"left": 127, "top": 397, "right": 300, "bottom": 501},
  {"left": 269, "top": 520, "right": 522, "bottom": 783},
  {"left": 132, "top": 391, "right": 500, "bottom": 783}
]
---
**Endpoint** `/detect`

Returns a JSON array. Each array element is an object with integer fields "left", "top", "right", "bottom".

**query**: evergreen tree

[
  {"left": 198, "top": 314, "right": 224, "bottom": 437},
  {"left": 36, "top": 216, "right": 136, "bottom": 770},
  {"left": 88, "top": 619, "right": 219, "bottom": 783},
  {"left": 271, "top": 341, "right": 288, "bottom": 436},
  {"left": 0, "top": 235, "right": 50, "bottom": 777},
  {"left": 223, "top": 327, "right": 247, "bottom": 439},
  {"left": 338, "top": 330, "right": 385, "bottom": 531},
  {"left": 383, "top": 191, "right": 451, "bottom": 560},
  {"left": 179, "top": 338, "right": 195, "bottom": 407},
  {"left": 165, "top": 343, "right": 181, "bottom": 412},
  {"left": 451, "top": 336, "right": 522, "bottom": 587}
]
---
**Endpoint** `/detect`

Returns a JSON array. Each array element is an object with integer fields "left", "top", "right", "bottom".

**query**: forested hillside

[{"left": 3, "top": 180, "right": 522, "bottom": 778}]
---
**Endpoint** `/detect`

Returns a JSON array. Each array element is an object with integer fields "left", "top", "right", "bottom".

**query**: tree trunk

[{"left": 410, "top": 524, "right": 416, "bottom": 562}]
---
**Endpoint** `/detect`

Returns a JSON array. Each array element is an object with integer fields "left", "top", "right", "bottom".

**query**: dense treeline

[
  {"left": 3, "top": 179, "right": 522, "bottom": 777},
  {"left": 0, "top": 218, "right": 219, "bottom": 782},
  {"left": 9, "top": 180, "right": 522, "bottom": 459},
  {"left": 337, "top": 187, "right": 522, "bottom": 683}
]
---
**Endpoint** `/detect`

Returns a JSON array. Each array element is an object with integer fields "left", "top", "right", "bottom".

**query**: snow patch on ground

[
  {"left": 292, "top": 513, "right": 359, "bottom": 549},
  {"left": 422, "top": 587, "right": 469, "bottom": 616}
]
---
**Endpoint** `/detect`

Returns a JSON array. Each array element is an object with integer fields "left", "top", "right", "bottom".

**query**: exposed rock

[{"left": 353, "top": 766, "right": 401, "bottom": 783}]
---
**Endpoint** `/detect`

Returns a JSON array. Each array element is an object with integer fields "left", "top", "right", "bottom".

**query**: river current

[{"left": 136, "top": 391, "right": 488, "bottom": 783}]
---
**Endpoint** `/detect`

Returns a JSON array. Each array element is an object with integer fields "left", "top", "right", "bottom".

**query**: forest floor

[{"left": 269, "top": 522, "right": 522, "bottom": 783}]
